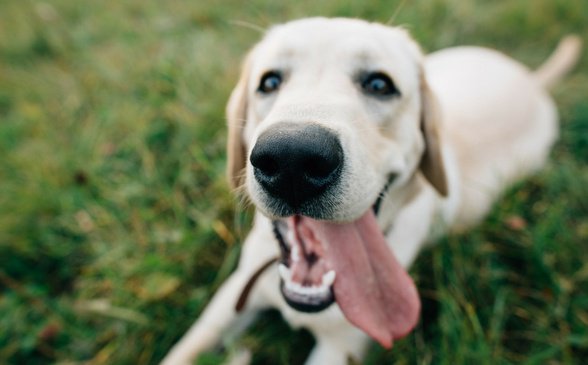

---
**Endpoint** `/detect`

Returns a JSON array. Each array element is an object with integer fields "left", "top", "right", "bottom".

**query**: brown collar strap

[{"left": 235, "top": 256, "right": 279, "bottom": 312}]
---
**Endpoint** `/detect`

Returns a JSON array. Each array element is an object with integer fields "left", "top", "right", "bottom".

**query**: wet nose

[{"left": 250, "top": 123, "right": 344, "bottom": 208}]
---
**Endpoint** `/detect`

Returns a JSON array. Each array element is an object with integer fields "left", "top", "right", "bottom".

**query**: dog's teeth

[
  {"left": 291, "top": 244, "right": 300, "bottom": 262},
  {"left": 322, "top": 270, "right": 336, "bottom": 286},
  {"left": 312, "top": 285, "right": 328, "bottom": 295},
  {"left": 287, "top": 229, "right": 296, "bottom": 245},
  {"left": 280, "top": 266, "right": 335, "bottom": 301},
  {"left": 286, "top": 280, "right": 302, "bottom": 293},
  {"left": 278, "top": 264, "right": 291, "bottom": 281}
]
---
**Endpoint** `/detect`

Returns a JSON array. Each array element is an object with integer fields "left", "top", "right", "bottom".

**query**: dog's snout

[{"left": 250, "top": 123, "right": 343, "bottom": 208}]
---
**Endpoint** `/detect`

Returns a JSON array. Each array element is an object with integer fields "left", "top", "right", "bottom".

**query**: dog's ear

[
  {"left": 226, "top": 53, "right": 253, "bottom": 190},
  {"left": 419, "top": 74, "right": 448, "bottom": 196}
]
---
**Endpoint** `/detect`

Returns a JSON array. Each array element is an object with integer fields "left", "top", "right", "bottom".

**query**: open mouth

[
  {"left": 273, "top": 178, "right": 393, "bottom": 313},
  {"left": 271, "top": 184, "right": 421, "bottom": 348},
  {"left": 274, "top": 217, "right": 336, "bottom": 312}
]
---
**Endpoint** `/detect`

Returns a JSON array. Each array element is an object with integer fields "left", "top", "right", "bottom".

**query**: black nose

[{"left": 250, "top": 123, "right": 344, "bottom": 208}]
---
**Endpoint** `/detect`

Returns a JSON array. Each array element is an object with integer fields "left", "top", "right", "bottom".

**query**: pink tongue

[{"left": 298, "top": 210, "right": 420, "bottom": 348}]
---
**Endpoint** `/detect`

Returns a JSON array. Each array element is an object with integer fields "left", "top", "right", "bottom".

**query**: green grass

[{"left": 0, "top": 0, "right": 586, "bottom": 364}]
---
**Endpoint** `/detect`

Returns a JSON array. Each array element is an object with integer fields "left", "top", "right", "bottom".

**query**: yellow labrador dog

[{"left": 163, "top": 18, "right": 580, "bottom": 365}]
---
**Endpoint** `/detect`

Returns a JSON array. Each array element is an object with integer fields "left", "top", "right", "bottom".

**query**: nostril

[
  {"left": 253, "top": 154, "right": 279, "bottom": 177},
  {"left": 304, "top": 156, "right": 340, "bottom": 180}
]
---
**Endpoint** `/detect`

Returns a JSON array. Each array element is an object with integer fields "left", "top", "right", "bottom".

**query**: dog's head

[{"left": 226, "top": 18, "right": 447, "bottom": 348}]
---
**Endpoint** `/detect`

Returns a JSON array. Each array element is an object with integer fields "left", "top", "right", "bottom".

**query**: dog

[{"left": 162, "top": 17, "right": 581, "bottom": 365}]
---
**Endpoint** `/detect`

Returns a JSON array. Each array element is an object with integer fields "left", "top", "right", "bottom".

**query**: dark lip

[
  {"left": 372, "top": 173, "right": 397, "bottom": 215},
  {"left": 272, "top": 220, "right": 290, "bottom": 264}
]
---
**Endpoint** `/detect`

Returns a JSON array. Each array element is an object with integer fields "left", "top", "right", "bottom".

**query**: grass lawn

[{"left": 0, "top": 0, "right": 587, "bottom": 364}]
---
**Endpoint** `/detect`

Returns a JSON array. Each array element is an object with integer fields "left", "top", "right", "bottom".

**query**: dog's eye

[
  {"left": 361, "top": 72, "right": 399, "bottom": 97},
  {"left": 258, "top": 71, "right": 282, "bottom": 94}
]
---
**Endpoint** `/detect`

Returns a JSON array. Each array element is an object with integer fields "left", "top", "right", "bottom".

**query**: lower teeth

[{"left": 278, "top": 264, "right": 336, "bottom": 298}]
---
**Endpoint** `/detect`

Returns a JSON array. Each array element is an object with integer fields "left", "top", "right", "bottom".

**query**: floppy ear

[
  {"left": 419, "top": 74, "right": 448, "bottom": 196},
  {"left": 226, "top": 54, "right": 253, "bottom": 190}
]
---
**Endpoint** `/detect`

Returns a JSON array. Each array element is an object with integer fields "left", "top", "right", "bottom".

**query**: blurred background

[{"left": 0, "top": 1, "right": 586, "bottom": 364}]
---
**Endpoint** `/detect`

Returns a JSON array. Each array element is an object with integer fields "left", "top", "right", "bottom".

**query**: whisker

[
  {"left": 387, "top": 0, "right": 408, "bottom": 25},
  {"left": 228, "top": 19, "right": 267, "bottom": 34}
]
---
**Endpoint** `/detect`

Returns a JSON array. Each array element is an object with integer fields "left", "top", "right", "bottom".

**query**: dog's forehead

[{"left": 254, "top": 18, "right": 422, "bottom": 72}]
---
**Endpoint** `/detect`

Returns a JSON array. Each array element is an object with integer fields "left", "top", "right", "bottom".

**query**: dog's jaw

[
  {"left": 271, "top": 173, "right": 398, "bottom": 314},
  {"left": 272, "top": 208, "right": 420, "bottom": 349}
]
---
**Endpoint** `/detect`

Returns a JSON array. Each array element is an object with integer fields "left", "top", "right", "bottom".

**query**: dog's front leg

[
  {"left": 160, "top": 272, "right": 257, "bottom": 365},
  {"left": 305, "top": 326, "right": 370, "bottom": 365},
  {"left": 161, "top": 216, "right": 279, "bottom": 365}
]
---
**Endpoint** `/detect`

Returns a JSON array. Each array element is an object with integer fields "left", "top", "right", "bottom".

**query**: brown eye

[
  {"left": 361, "top": 72, "right": 400, "bottom": 97},
  {"left": 258, "top": 71, "right": 282, "bottom": 94}
]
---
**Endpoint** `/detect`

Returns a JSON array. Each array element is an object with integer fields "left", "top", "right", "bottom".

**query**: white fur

[{"left": 161, "top": 18, "right": 579, "bottom": 365}]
